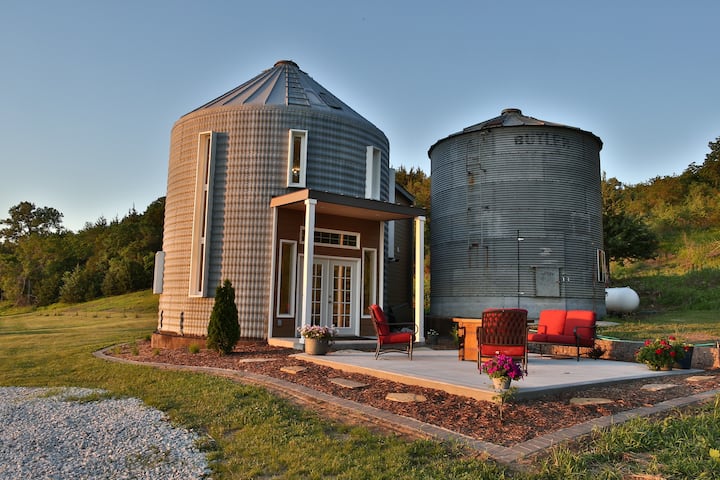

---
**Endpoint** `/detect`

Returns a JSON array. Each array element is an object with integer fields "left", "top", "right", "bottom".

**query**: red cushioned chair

[
  {"left": 477, "top": 308, "right": 529, "bottom": 373},
  {"left": 369, "top": 304, "right": 416, "bottom": 360}
]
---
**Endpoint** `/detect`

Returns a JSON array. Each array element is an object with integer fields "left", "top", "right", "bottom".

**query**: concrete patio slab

[{"left": 294, "top": 346, "right": 700, "bottom": 401}]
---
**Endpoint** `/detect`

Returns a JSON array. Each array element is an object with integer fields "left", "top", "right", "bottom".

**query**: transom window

[{"left": 300, "top": 227, "right": 360, "bottom": 250}]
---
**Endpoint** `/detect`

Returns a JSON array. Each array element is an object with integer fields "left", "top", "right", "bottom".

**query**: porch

[{"left": 268, "top": 338, "right": 701, "bottom": 402}]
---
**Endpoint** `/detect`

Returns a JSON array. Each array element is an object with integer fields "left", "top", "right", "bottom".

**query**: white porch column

[
  {"left": 414, "top": 216, "right": 426, "bottom": 342},
  {"left": 300, "top": 199, "right": 317, "bottom": 343}
]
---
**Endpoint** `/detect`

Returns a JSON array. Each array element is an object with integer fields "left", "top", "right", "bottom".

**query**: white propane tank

[{"left": 605, "top": 286, "right": 640, "bottom": 313}]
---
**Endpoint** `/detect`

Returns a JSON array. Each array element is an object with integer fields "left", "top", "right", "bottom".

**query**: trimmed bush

[{"left": 207, "top": 279, "right": 240, "bottom": 354}]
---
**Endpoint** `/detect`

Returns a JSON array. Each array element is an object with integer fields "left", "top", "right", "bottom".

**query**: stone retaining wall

[{"left": 529, "top": 339, "right": 720, "bottom": 369}]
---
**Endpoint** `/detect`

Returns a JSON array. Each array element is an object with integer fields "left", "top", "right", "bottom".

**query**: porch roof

[{"left": 270, "top": 189, "right": 425, "bottom": 221}]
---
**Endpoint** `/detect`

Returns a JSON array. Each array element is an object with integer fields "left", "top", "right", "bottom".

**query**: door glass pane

[
  {"left": 311, "top": 263, "right": 323, "bottom": 325},
  {"left": 332, "top": 264, "right": 352, "bottom": 329}
]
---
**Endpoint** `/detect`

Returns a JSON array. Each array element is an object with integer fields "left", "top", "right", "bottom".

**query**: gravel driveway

[{"left": 0, "top": 387, "right": 210, "bottom": 479}]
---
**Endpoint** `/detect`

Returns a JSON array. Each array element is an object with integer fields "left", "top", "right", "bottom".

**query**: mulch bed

[{"left": 113, "top": 341, "right": 720, "bottom": 447}]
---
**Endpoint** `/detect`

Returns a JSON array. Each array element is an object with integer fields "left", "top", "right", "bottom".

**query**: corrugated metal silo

[
  {"left": 159, "top": 61, "right": 390, "bottom": 339},
  {"left": 428, "top": 108, "right": 606, "bottom": 319}
]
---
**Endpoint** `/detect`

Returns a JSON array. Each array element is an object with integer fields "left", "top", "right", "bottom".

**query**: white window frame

[
  {"left": 189, "top": 131, "right": 216, "bottom": 297},
  {"left": 365, "top": 146, "right": 381, "bottom": 200},
  {"left": 287, "top": 129, "right": 308, "bottom": 187},
  {"left": 361, "top": 248, "right": 377, "bottom": 318},
  {"left": 300, "top": 227, "right": 360, "bottom": 250},
  {"left": 276, "top": 240, "right": 297, "bottom": 318}
]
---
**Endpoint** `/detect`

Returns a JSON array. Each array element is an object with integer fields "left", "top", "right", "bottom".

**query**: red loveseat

[{"left": 527, "top": 310, "right": 597, "bottom": 361}]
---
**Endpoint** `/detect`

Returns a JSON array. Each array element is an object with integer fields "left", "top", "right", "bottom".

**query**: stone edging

[{"left": 94, "top": 347, "right": 720, "bottom": 465}]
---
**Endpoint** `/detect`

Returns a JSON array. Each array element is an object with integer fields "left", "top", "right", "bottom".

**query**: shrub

[
  {"left": 207, "top": 279, "right": 240, "bottom": 355},
  {"left": 188, "top": 343, "right": 200, "bottom": 354}
]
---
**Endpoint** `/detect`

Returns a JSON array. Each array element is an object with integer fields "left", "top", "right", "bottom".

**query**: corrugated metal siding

[
  {"left": 159, "top": 105, "right": 389, "bottom": 339},
  {"left": 430, "top": 124, "right": 604, "bottom": 319}
]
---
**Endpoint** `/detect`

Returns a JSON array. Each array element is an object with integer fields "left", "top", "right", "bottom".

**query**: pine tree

[{"left": 207, "top": 279, "right": 240, "bottom": 354}]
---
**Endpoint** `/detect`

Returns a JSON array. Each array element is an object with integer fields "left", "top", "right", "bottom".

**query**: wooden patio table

[{"left": 452, "top": 317, "right": 482, "bottom": 361}]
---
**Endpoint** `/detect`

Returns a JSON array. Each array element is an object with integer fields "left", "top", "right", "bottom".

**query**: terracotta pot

[
  {"left": 492, "top": 377, "right": 511, "bottom": 390},
  {"left": 304, "top": 338, "right": 330, "bottom": 355}
]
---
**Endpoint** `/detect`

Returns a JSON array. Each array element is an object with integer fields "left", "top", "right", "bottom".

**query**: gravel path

[{"left": 0, "top": 387, "right": 211, "bottom": 479}]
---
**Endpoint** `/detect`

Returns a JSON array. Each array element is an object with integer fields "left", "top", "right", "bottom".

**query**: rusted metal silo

[{"left": 428, "top": 108, "right": 606, "bottom": 319}]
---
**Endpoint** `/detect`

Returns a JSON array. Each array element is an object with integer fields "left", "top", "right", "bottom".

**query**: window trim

[
  {"left": 276, "top": 240, "right": 297, "bottom": 318},
  {"left": 596, "top": 249, "right": 608, "bottom": 284},
  {"left": 365, "top": 146, "right": 381, "bottom": 200},
  {"left": 287, "top": 129, "right": 308, "bottom": 187},
  {"left": 189, "top": 131, "right": 216, "bottom": 297},
  {"left": 300, "top": 227, "right": 360, "bottom": 250},
  {"left": 361, "top": 248, "right": 377, "bottom": 317}
]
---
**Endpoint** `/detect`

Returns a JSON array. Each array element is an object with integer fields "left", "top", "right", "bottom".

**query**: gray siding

[{"left": 159, "top": 105, "right": 389, "bottom": 339}]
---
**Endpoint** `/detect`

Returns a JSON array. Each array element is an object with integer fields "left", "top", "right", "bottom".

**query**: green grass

[
  {"left": 0, "top": 292, "right": 510, "bottom": 479},
  {"left": 600, "top": 310, "right": 720, "bottom": 344},
  {"left": 536, "top": 399, "right": 720, "bottom": 479},
  {"left": 2, "top": 291, "right": 719, "bottom": 478}
]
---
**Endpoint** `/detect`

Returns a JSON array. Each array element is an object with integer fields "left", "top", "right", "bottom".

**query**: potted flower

[
  {"left": 426, "top": 329, "right": 439, "bottom": 345},
  {"left": 297, "top": 324, "right": 336, "bottom": 355},
  {"left": 675, "top": 342, "right": 694, "bottom": 369},
  {"left": 635, "top": 335, "right": 688, "bottom": 370},
  {"left": 481, "top": 353, "right": 524, "bottom": 390}
]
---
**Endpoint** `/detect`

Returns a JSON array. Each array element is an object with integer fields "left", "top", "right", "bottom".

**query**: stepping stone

[
  {"left": 330, "top": 378, "right": 368, "bottom": 390},
  {"left": 386, "top": 392, "right": 427, "bottom": 403},
  {"left": 569, "top": 397, "right": 613, "bottom": 406},
  {"left": 280, "top": 366, "right": 307, "bottom": 374},
  {"left": 641, "top": 383, "right": 678, "bottom": 392},
  {"left": 686, "top": 375, "right": 717, "bottom": 383}
]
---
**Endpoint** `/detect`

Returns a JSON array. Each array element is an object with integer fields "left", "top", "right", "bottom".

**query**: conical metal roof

[
  {"left": 189, "top": 60, "right": 367, "bottom": 123},
  {"left": 429, "top": 108, "right": 602, "bottom": 155}
]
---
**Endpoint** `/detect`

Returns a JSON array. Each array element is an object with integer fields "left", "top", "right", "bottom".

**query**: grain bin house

[
  {"left": 153, "top": 61, "right": 426, "bottom": 347},
  {"left": 428, "top": 108, "right": 606, "bottom": 320}
]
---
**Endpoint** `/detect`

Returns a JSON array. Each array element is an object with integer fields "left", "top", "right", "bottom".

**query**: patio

[{"left": 287, "top": 344, "right": 700, "bottom": 402}]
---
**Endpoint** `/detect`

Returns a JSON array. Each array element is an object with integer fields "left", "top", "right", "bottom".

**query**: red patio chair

[
  {"left": 477, "top": 308, "right": 529, "bottom": 373},
  {"left": 369, "top": 304, "right": 417, "bottom": 360}
]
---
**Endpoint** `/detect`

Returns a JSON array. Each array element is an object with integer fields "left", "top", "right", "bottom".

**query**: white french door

[{"left": 299, "top": 256, "right": 359, "bottom": 335}]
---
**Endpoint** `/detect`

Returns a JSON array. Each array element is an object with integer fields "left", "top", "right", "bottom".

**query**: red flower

[
  {"left": 668, "top": 335, "right": 676, "bottom": 341},
  {"left": 644, "top": 339, "right": 652, "bottom": 346},
  {"left": 655, "top": 348, "right": 663, "bottom": 355}
]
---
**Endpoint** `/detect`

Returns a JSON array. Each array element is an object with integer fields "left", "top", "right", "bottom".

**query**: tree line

[
  {"left": 0, "top": 198, "right": 164, "bottom": 306},
  {"left": 395, "top": 135, "right": 720, "bottom": 275},
  {"left": 2, "top": 135, "right": 716, "bottom": 307}
]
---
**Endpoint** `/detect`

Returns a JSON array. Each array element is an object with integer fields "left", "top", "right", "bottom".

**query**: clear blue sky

[{"left": 2, "top": 0, "right": 718, "bottom": 232}]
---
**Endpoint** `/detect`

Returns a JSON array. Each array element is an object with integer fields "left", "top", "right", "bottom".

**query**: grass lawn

[
  {"left": 600, "top": 310, "right": 720, "bottom": 344},
  {"left": 1, "top": 291, "right": 719, "bottom": 479}
]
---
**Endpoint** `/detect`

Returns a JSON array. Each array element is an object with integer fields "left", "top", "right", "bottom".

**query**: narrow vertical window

[
  {"left": 596, "top": 249, "right": 608, "bottom": 284},
  {"left": 189, "top": 131, "right": 216, "bottom": 296},
  {"left": 362, "top": 248, "right": 377, "bottom": 316},
  {"left": 365, "top": 146, "right": 381, "bottom": 200},
  {"left": 287, "top": 129, "right": 308, "bottom": 187},
  {"left": 277, "top": 240, "right": 297, "bottom": 316}
]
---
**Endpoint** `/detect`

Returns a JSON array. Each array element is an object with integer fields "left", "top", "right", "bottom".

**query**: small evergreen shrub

[
  {"left": 188, "top": 343, "right": 201, "bottom": 354},
  {"left": 207, "top": 279, "right": 240, "bottom": 355}
]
